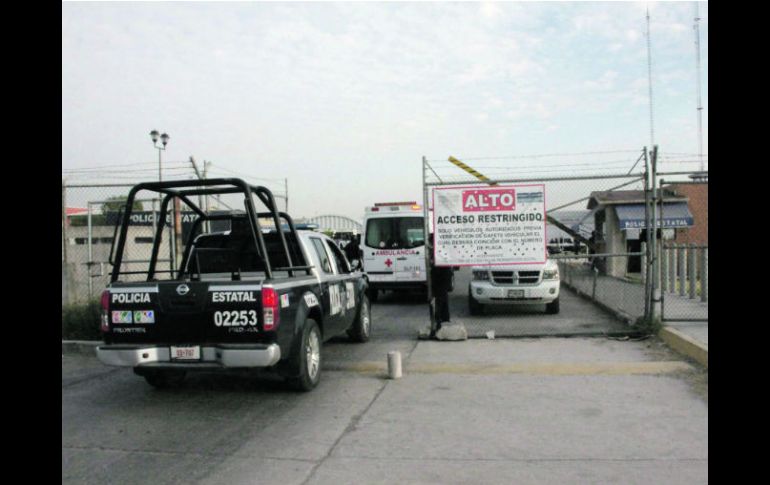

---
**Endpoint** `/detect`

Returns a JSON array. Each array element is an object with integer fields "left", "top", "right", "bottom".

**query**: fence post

[
  {"left": 668, "top": 244, "right": 676, "bottom": 294},
  {"left": 640, "top": 241, "right": 647, "bottom": 285},
  {"left": 700, "top": 247, "right": 708, "bottom": 302},
  {"left": 592, "top": 266, "right": 598, "bottom": 299},
  {"left": 62, "top": 181, "right": 68, "bottom": 264},
  {"left": 660, "top": 246, "right": 668, "bottom": 292},
  {"left": 688, "top": 243, "right": 697, "bottom": 299},
  {"left": 678, "top": 245, "right": 686, "bottom": 297}
]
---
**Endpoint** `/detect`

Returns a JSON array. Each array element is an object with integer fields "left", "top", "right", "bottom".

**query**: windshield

[{"left": 365, "top": 217, "right": 425, "bottom": 249}]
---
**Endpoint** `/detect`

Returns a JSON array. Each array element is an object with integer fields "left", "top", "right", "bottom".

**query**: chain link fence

[
  {"left": 61, "top": 181, "right": 286, "bottom": 304},
  {"left": 422, "top": 149, "right": 654, "bottom": 337},
  {"left": 657, "top": 174, "right": 708, "bottom": 322}
]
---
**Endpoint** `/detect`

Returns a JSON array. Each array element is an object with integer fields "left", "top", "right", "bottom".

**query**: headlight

[
  {"left": 542, "top": 268, "right": 559, "bottom": 280},
  {"left": 472, "top": 270, "right": 489, "bottom": 281}
]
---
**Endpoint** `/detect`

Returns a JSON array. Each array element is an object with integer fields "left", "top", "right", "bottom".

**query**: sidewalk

[
  {"left": 659, "top": 292, "right": 708, "bottom": 368},
  {"left": 659, "top": 321, "right": 708, "bottom": 368}
]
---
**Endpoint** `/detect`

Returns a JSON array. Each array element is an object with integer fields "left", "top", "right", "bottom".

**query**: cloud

[{"left": 62, "top": 2, "right": 707, "bottom": 218}]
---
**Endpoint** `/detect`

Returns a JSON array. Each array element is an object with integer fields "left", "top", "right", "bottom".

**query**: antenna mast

[
  {"left": 646, "top": 6, "right": 655, "bottom": 148},
  {"left": 694, "top": 2, "right": 704, "bottom": 172}
]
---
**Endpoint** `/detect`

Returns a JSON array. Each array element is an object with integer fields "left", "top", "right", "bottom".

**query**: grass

[{"left": 62, "top": 300, "right": 102, "bottom": 340}]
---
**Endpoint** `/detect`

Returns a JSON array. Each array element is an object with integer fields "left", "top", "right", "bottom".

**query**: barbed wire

[
  {"left": 425, "top": 149, "right": 642, "bottom": 163},
  {"left": 429, "top": 159, "right": 638, "bottom": 172}
]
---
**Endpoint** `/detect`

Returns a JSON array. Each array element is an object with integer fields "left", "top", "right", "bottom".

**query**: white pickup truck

[{"left": 468, "top": 259, "right": 560, "bottom": 315}]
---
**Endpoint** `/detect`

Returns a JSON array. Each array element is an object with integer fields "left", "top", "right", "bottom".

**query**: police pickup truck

[{"left": 96, "top": 179, "right": 371, "bottom": 391}]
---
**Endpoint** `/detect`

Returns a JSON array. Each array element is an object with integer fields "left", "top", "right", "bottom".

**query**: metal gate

[{"left": 421, "top": 149, "right": 654, "bottom": 338}]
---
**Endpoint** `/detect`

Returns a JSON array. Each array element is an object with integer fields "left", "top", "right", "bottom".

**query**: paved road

[
  {"left": 63, "top": 288, "right": 707, "bottom": 484},
  {"left": 375, "top": 268, "right": 631, "bottom": 338}
]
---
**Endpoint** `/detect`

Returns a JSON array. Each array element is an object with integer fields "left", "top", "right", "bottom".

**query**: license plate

[
  {"left": 508, "top": 290, "right": 525, "bottom": 298},
  {"left": 170, "top": 346, "right": 201, "bottom": 361}
]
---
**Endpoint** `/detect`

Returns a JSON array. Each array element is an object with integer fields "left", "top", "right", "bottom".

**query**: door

[{"left": 323, "top": 239, "right": 359, "bottom": 330}]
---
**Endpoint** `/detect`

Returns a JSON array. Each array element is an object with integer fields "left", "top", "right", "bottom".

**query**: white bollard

[{"left": 387, "top": 351, "right": 402, "bottom": 379}]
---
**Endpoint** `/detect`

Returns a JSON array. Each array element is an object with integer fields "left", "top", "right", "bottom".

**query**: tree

[{"left": 101, "top": 196, "right": 143, "bottom": 214}]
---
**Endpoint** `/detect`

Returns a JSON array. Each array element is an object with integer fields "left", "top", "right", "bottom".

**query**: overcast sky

[{"left": 62, "top": 1, "right": 708, "bottom": 219}]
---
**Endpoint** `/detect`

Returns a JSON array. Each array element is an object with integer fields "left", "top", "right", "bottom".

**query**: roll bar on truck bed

[{"left": 109, "top": 178, "right": 313, "bottom": 283}]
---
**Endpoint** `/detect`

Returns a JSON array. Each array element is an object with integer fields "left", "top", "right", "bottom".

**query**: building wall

[
  {"left": 668, "top": 183, "right": 708, "bottom": 245},
  {"left": 604, "top": 207, "right": 628, "bottom": 278},
  {"left": 62, "top": 225, "right": 178, "bottom": 302}
]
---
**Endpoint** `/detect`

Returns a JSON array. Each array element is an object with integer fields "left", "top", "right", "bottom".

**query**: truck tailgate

[{"left": 106, "top": 281, "right": 267, "bottom": 345}]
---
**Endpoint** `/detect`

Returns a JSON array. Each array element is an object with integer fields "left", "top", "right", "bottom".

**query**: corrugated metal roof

[{"left": 587, "top": 189, "right": 686, "bottom": 209}]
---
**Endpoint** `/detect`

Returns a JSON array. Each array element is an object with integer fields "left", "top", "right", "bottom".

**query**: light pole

[
  {"left": 150, "top": 129, "right": 175, "bottom": 269},
  {"left": 149, "top": 130, "right": 170, "bottom": 181}
]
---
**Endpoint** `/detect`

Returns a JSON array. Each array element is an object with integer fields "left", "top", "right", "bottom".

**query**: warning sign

[{"left": 432, "top": 184, "right": 546, "bottom": 266}]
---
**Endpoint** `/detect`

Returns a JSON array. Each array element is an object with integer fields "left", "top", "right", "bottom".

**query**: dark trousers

[{"left": 434, "top": 288, "right": 450, "bottom": 324}]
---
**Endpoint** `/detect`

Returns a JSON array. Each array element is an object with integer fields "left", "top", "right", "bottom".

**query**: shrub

[{"left": 62, "top": 300, "right": 101, "bottom": 340}]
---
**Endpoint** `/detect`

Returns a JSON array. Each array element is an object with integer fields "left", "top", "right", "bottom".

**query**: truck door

[
  {"left": 362, "top": 216, "right": 394, "bottom": 285},
  {"left": 308, "top": 237, "right": 346, "bottom": 336},
  {"left": 393, "top": 218, "right": 426, "bottom": 285},
  {"left": 323, "top": 238, "right": 359, "bottom": 330}
]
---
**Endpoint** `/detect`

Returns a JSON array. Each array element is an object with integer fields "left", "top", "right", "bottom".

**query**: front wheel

[
  {"left": 287, "top": 320, "right": 322, "bottom": 392},
  {"left": 348, "top": 294, "right": 371, "bottom": 342},
  {"left": 369, "top": 288, "right": 379, "bottom": 303},
  {"left": 545, "top": 297, "right": 560, "bottom": 315}
]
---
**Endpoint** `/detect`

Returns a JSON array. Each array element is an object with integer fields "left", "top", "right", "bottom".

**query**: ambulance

[{"left": 362, "top": 202, "right": 427, "bottom": 301}]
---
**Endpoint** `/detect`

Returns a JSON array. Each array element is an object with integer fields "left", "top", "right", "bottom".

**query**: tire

[
  {"left": 448, "top": 272, "right": 455, "bottom": 293},
  {"left": 347, "top": 294, "right": 371, "bottom": 343},
  {"left": 545, "top": 297, "right": 560, "bottom": 315},
  {"left": 287, "top": 320, "right": 322, "bottom": 392},
  {"left": 138, "top": 369, "right": 186, "bottom": 389},
  {"left": 468, "top": 289, "right": 484, "bottom": 316},
  {"left": 369, "top": 288, "right": 379, "bottom": 303}
]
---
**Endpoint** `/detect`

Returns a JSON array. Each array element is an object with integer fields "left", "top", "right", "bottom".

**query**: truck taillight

[
  {"left": 262, "top": 288, "right": 280, "bottom": 331},
  {"left": 100, "top": 290, "right": 110, "bottom": 333}
]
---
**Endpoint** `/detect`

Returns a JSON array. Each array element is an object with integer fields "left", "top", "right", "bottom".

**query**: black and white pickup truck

[{"left": 96, "top": 179, "right": 371, "bottom": 391}]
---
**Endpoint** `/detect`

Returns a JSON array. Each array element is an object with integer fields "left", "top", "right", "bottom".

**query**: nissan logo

[{"left": 176, "top": 284, "right": 190, "bottom": 296}]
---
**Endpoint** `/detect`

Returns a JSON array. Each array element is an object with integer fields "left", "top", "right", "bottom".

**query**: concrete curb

[
  {"left": 658, "top": 326, "right": 708, "bottom": 368},
  {"left": 62, "top": 340, "right": 100, "bottom": 356}
]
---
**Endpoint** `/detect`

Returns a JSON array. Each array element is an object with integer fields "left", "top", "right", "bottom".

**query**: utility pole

[
  {"left": 203, "top": 160, "right": 210, "bottom": 213},
  {"left": 189, "top": 156, "right": 205, "bottom": 211}
]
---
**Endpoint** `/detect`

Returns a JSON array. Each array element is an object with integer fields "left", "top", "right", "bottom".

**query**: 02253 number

[{"left": 214, "top": 310, "right": 258, "bottom": 327}]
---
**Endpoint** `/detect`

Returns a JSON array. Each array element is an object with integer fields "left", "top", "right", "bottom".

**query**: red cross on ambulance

[{"left": 385, "top": 258, "right": 393, "bottom": 268}]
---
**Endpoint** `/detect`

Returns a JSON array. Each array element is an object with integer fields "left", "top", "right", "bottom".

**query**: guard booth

[{"left": 587, "top": 189, "right": 693, "bottom": 279}]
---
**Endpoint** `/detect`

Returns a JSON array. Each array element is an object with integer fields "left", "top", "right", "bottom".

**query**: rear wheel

[
  {"left": 347, "top": 294, "right": 371, "bottom": 342},
  {"left": 545, "top": 297, "right": 560, "bottom": 314},
  {"left": 137, "top": 369, "right": 186, "bottom": 389},
  {"left": 287, "top": 320, "right": 322, "bottom": 392}
]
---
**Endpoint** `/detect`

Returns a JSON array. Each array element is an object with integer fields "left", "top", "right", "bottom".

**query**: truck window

[
  {"left": 325, "top": 239, "right": 350, "bottom": 274},
  {"left": 365, "top": 217, "right": 424, "bottom": 249},
  {"left": 310, "top": 238, "right": 333, "bottom": 274}
]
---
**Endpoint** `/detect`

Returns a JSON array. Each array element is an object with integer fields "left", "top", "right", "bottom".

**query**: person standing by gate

[
  {"left": 428, "top": 233, "right": 453, "bottom": 329},
  {"left": 344, "top": 234, "right": 361, "bottom": 270}
]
